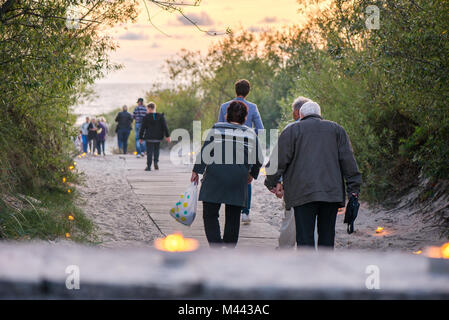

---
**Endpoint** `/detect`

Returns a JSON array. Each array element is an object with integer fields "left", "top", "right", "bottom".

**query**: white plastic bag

[{"left": 169, "top": 182, "right": 198, "bottom": 226}]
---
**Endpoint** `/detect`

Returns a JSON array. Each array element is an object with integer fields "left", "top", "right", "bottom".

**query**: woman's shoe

[
  {"left": 145, "top": 167, "right": 151, "bottom": 171},
  {"left": 154, "top": 163, "right": 159, "bottom": 170}
]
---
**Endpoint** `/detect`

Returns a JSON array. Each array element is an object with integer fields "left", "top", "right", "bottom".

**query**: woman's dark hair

[
  {"left": 235, "top": 79, "right": 250, "bottom": 97},
  {"left": 226, "top": 101, "right": 248, "bottom": 124}
]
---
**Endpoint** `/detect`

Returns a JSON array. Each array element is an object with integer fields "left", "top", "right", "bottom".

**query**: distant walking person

[
  {"left": 75, "top": 130, "right": 83, "bottom": 153},
  {"left": 99, "top": 117, "right": 109, "bottom": 135},
  {"left": 87, "top": 118, "right": 98, "bottom": 154},
  {"left": 139, "top": 102, "right": 170, "bottom": 171},
  {"left": 218, "top": 79, "right": 264, "bottom": 225},
  {"left": 115, "top": 105, "right": 133, "bottom": 154},
  {"left": 192, "top": 101, "right": 263, "bottom": 248},
  {"left": 133, "top": 98, "right": 147, "bottom": 158},
  {"left": 265, "top": 101, "right": 362, "bottom": 249},
  {"left": 80, "top": 117, "right": 90, "bottom": 153},
  {"left": 96, "top": 117, "right": 108, "bottom": 156}
]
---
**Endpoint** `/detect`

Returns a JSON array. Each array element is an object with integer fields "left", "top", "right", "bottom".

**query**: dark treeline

[{"left": 147, "top": 0, "right": 449, "bottom": 201}]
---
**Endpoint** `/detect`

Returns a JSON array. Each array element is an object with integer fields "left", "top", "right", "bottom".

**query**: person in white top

[
  {"left": 275, "top": 96, "right": 310, "bottom": 249},
  {"left": 80, "top": 117, "right": 90, "bottom": 153}
]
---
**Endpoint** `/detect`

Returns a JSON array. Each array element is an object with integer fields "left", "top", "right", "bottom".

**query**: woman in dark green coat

[{"left": 191, "top": 101, "right": 263, "bottom": 247}]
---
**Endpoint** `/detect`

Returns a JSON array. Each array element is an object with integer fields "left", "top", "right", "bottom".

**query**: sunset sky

[{"left": 100, "top": 0, "right": 308, "bottom": 84}]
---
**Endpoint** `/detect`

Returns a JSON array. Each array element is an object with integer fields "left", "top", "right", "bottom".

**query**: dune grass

[{"left": 0, "top": 184, "right": 94, "bottom": 243}]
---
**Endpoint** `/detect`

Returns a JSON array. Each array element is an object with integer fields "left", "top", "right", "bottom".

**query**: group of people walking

[
  {"left": 191, "top": 79, "right": 362, "bottom": 250},
  {"left": 80, "top": 117, "right": 109, "bottom": 155},
  {"left": 78, "top": 78, "right": 361, "bottom": 251},
  {"left": 114, "top": 98, "right": 171, "bottom": 171}
]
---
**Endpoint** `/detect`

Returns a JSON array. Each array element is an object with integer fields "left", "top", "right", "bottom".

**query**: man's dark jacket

[
  {"left": 139, "top": 112, "right": 169, "bottom": 141},
  {"left": 115, "top": 111, "right": 133, "bottom": 131},
  {"left": 265, "top": 114, "right": 362, "bottom": 209}
]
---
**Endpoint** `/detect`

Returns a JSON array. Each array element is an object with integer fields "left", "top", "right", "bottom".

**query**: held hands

[
  {"left": 270, "top": 183, "right": 284, "bottom": 199},
  {"left": 191, "top": 172, "right": 199, "bottom": 184},
  {"left": 139, "top": 139, "right": 143, "bottom": 144},
  {"left": 248, "top": 174, "right": 254, "bottom": 184}
]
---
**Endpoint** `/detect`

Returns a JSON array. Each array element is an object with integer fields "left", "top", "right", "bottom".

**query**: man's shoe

[
  {"left": 145, "top": 167, "right": 151, "bottom": 171},
  {"left": 136, "top": 154, "right": 140, "bottom": 158},
  {"left": 154, "top": 163, "right": 159, "bottom": 170},
  {"left": 241, "top": 213, "right": 251, "bottom": 224}
]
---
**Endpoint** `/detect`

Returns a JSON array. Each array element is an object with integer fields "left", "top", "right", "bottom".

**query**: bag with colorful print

[{"left": 169, "top": 182, "right": 198, "bottom": 226}]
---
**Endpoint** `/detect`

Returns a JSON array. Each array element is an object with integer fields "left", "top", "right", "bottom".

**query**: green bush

[
  {"left": 0, "top": 0, "right": 137, "bottom": 240},
  {"left": 0, "top": 189, "right": 94, "bottom": 242},
  {"left": 147, "top": 0, "right": 448, "bottom": 202}
]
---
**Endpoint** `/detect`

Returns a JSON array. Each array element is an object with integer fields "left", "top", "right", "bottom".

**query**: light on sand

[
  {"left": 65, "top": 232, "right": 70, "bottom": 238},
  {"left": 154, "top": 233, "right": 199, "bottom": 252},
  {"left": 376, "top": 227, "right": 384, "bottom": 234},
  {"left": 413, "top": 250, "right": 422, "bottom": 255}
]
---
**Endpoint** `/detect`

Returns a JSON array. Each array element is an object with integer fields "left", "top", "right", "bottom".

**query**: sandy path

[
  {"left": 75, "top": 148, "right": 446, "bottom": 252},
  {"left": 76, "top": 154, "right": 162, "bottom": 248},
  {"left": 251, "top": 176, "right": 447, "bottom": 252}
]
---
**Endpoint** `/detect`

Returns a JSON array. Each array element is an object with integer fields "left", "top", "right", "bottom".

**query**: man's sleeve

[
  {"left": 337, "top": 126, "right": 362, "bottom": 196},
  {"left": 132, "top": 108, "right": 137, "bottom": 120},
  {"left": 138, "top": 119, "right": 146, "bottom": 140},
  {"left": 264, "top": 125, "right": 294, "bottom": 190},
  {"left": 218, "top": 104, "right": 225, "bottom": 122},
  {"left": 253, "top": 105, "right": 264, "bottom": 132},
  {"left": 162, "top": 114, "right": 169, "bottom": 138},
  {"left": 115, "top": 114, "right": 119, "bottom": 123}
]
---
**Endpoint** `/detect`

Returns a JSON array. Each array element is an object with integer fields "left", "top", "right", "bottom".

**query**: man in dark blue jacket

[{"left": 115, "top": 105, "right": 133, "bottom": 154}]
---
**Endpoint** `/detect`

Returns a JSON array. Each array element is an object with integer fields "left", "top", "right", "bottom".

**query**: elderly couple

[{"left": 191, "top": 79, "right": 362, "bottom": 249}]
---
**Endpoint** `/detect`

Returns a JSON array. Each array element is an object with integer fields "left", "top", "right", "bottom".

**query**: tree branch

[{"left": 0, "top": 0, "right": 17, "bottom": 21}]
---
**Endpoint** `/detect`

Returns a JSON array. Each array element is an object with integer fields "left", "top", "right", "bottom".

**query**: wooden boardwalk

[{"left": 124, "top": 152, "right": 279, "bottom": 249}]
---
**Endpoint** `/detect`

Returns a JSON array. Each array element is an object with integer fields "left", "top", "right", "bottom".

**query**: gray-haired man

[
  {"left": 275, "top": 96, "right": 310, "bottom": 248},
  {"left": 265, "top": 101, "right": 361, "bottom": 249}
]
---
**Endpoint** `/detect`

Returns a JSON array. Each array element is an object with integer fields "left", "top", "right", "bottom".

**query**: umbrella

[{"left": 344, "top": 194, "right": 360, "bottom": 234}]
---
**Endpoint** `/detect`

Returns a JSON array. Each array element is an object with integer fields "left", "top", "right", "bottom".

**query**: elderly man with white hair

[{"left": 265, "top": 100, "right": 362, "bottom": 249}]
